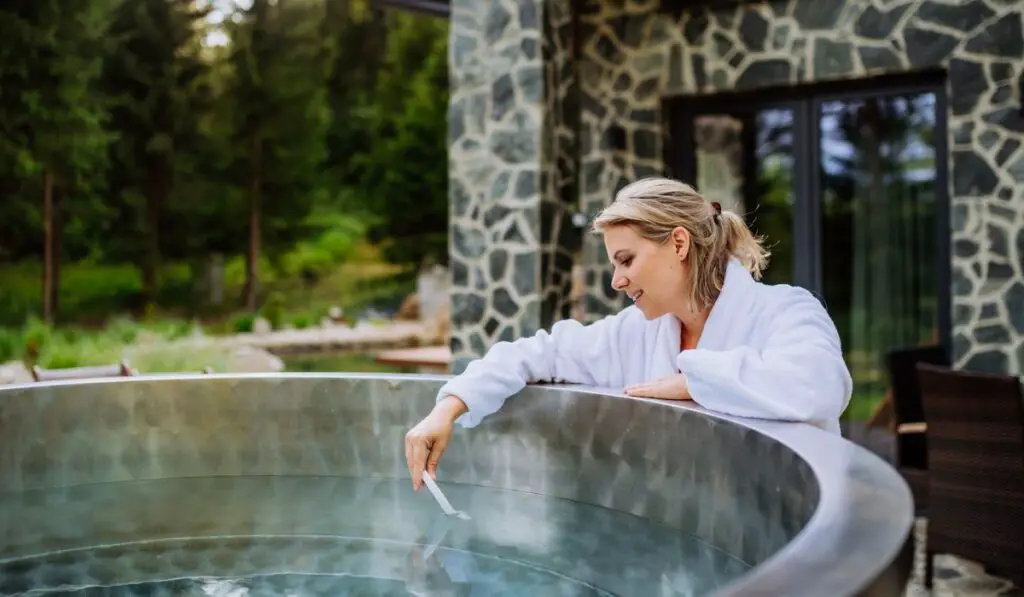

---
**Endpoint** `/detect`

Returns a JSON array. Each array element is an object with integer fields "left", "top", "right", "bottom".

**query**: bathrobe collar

[{"left": 660, "top": 258, "right": 757, "bottom": 368}]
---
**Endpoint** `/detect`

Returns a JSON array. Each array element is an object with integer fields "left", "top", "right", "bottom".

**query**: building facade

[{"left": 437, "top": 0, "right": 1023, "bottom": 393}]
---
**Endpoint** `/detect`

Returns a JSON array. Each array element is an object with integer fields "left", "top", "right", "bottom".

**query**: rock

[
  {"left": 0, "top": 361, "right": 32, "bottom": 385},
  {"left": 423, "top": 305, "right": 451, "bottom": 344},
  {"left": 252, "top": 317, "right": 272, "bottom": 335},
  {"left": 397, "top": 293, "right": 420, "bottom": 320},
  {"left": 190, "top": 323, "right": 205, "bottom": 340},
  {"left": 417, "top": 264, "right": 449, "bottom": 322},
  {"left": 328, "top": 306, "right": 344, "bottom": 321}
]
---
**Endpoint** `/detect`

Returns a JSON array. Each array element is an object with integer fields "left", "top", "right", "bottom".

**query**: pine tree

[
  {"left": 224, "top": 0, "right": 333, "bottom": 310},
  {"left": 101, "top": 0, "right": 213, "bottom": 309},
  {"left": 0, "top": 0, "right": 117, "bottom": 321}
]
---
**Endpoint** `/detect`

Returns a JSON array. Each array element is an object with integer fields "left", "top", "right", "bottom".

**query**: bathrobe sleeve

[
  {"left": 677, "top": 289, "right": 853, "bottom": 425},
  {"left": 435, "top": 311, "right": 635, "bottom": 428}
]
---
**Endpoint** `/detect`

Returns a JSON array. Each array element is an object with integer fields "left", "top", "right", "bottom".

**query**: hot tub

[{"left": 0, "top": 374, "right": 913, "bottom": 596}]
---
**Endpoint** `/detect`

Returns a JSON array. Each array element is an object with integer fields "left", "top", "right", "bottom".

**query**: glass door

[{"left": 817, "top": 91, "right": 947, "bottom": 419}]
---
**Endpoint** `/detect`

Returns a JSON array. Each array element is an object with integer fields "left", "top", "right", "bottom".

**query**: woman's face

[{"left": 603, "top": 224, "right": 690, "bottom": 320}]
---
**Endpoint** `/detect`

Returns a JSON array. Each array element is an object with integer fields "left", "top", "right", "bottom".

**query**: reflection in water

[{"left": 0, "top": 476, "right": 749, "bottom": 596}]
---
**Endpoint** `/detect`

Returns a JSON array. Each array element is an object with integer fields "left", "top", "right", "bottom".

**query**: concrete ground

[{"left": 906, "top": 519, "right": 1017, "bottom": 596}]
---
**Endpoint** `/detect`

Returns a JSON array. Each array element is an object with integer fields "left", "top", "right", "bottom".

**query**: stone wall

[
  {"left": 447, "top": 0, "right": 581, "bottom": 372},
  {"left": 575, "top": 0, "right": 1024, "bottom": 375}
]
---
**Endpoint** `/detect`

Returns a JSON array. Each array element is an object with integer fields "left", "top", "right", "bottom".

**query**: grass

[
  {"left": 1, "top": 316, "right": 209, "bottom": 371},
  {"left": 840, "top": 346, "right": 888, "bottom": 421},
  {"left": 1, "top": 315, "right": 418, "bottom": 376},
  {"left": 0, "top": 237, "right": 416, "bottom": 373},
  {"left": 0, "top": 240, "right": 413, "bottom": 330},
  {"left": 280, "top": 352, "right": 413, "bottom": 374},
  {"left": 844, "top": 390, "right": 885, "bottom": 421}
]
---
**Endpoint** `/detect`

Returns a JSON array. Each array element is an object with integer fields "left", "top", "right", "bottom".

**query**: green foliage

[
  {"left": 231, "top": 313, "right": 256, "bottom": 334},
  {"left": 279, "top": 214, "right": 366, "bottom": 280},
  {"left": 0, "top": 0, "right": 117, "bottom": 262},
  {"left": 0, "top": 261, "right": 194, "bottom": 326},
  {"left": 0, "top": 314, "right": 195, "bottom": 369},
  {"left": 350, "top": 14, "right": 449, "bottom": 267},
  {"left": 106, "top": 316, "right": 141, "bottom": 344},
  {"left": 0, "top": 0, "right": 450, "bottom": 327},
  {"left": 0, "top": 0, "right": 115, "bottom": 184},
  {"left": 223, "top": 0, "right": 334, "bottom": 253},
  {"left": 99, "top": 0, "right": 214, "bottom": 300},
  {"left": 261, "top": 291, "right": 285, "bottom": 329},
  {"left": 290, "top": 313, "right": 313, "bottom": 330},
  {"left": 0, "top": 328, "right": 21, "bottom": 363},
  {"left": 124, "top": 343, "right": 229, "bottom": 374}
]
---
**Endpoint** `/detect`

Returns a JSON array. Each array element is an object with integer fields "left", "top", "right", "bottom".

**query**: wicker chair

[
  {"left": 886, "top": 345, "right": 949, "bottom": 513},
  {"left": 916, "top": 362, "right": 1024, "bottom": 589}
]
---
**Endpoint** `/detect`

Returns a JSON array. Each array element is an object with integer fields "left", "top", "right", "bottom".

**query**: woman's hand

[
  {"left": 404, "top": 395, "right": 467, "bottom": 490},
  {"left": 624, "top": 373, "right": 691, "bottom": 400}
]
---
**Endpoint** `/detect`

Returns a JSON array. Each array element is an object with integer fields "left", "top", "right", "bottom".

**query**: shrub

[
  {"left": 291, "top": 313, "right": 313, "bottom": 329},
  {"left": 232, "top": 313, "right": 256, "bottom": 334},
  {"left": 0, "top": 328, "right": 21, "bottom": 363}
]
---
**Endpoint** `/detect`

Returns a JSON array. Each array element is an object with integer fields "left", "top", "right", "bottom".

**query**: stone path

[
  {"left": 209, "top": 321, "right": 429, "bottom": 355},
  {"left": 906, "top": 519, "right": 1017, "bottom": 596}
]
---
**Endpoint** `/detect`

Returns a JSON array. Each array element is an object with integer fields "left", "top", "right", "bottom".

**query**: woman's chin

[{"left": 633, "top": 301, "right": 663, "bottom": 320}]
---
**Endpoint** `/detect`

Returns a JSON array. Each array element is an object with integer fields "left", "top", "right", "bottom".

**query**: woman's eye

[{"left": 622, "top": 258, "right": 632, "bottom": 267}]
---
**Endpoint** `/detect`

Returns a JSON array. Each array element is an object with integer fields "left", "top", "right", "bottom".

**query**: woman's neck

[
  {"left": 675, "top": 306, "right": 711, "bottom": 350},
  {"left": 674, "top": 263, "right": 724, "bottom": 350}
]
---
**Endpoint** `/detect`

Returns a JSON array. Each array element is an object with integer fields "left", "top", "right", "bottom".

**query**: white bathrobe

[{"left": 437, "top": 258, "right": 853, "bottom": 435}]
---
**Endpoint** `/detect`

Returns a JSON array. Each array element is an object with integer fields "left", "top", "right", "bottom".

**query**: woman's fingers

[
  {"left": 425, "top": 433, "right": 448, "bottom": 480},
  {"left": 624, "top": 383, "right": 654, "bottom": 397},
  {"left": 625, "top": 375, "right": 689, "bottom": 400},
  {"left": 405, "top": 432, "right": 429, "bottom": 490},
  {"left": 404, "top": 436, "right": 414, "bottom": 484}
]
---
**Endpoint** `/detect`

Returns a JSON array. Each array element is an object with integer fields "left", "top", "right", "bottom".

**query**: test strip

[{"left": 421, "top": 471, "right": 458, "bottom": 516}]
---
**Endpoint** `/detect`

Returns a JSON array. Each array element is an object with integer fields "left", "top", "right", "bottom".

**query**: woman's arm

[
  {"left": 677, "top": 290, "right": 853, "bottom": 424},
  {"left": 436, "top": 310, "right": 634, "bottom": 427}
]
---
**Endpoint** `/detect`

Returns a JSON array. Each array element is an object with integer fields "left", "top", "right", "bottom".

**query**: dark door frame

[{"left": 661, "top": 71, "right": 952, "bottom": 353}]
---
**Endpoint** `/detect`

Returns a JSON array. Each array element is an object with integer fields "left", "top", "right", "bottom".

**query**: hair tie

[{"left": 711, "top": 201, "right": 721, "bottom": 214}]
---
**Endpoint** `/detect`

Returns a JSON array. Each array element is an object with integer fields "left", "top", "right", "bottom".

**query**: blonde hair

[{"left": 591, "top": 177, "right": 770, "bottom": 312}]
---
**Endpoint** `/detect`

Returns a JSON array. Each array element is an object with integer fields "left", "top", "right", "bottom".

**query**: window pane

[{"left": 692, "top": 108, "right": 795, "bottom": 285}]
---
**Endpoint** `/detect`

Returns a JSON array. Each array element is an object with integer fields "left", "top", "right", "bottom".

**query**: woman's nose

[{"left": 612, "top": 273, "right": 629, "bottom": 290}]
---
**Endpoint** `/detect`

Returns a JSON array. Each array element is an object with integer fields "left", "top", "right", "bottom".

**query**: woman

[{"left": 404, "top": 177, "right": 852, "bottom": 490}]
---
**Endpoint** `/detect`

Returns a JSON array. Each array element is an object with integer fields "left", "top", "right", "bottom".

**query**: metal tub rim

[{"left": 0, "top": 372, "right": 914, "bottom": 597}]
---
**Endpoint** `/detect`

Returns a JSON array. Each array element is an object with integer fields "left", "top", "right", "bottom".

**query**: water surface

[{"left": 0, "top": 476, "right": 749, "bottom": 596}]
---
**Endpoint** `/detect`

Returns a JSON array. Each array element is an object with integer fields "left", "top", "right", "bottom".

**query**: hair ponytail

[{"left": 719, "top": 209, "right": 770, "bottom": 280}]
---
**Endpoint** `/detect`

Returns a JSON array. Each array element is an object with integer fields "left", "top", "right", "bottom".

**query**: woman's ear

[{"left": 671, "top": 226, "right": 690, "bottom": 261}]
